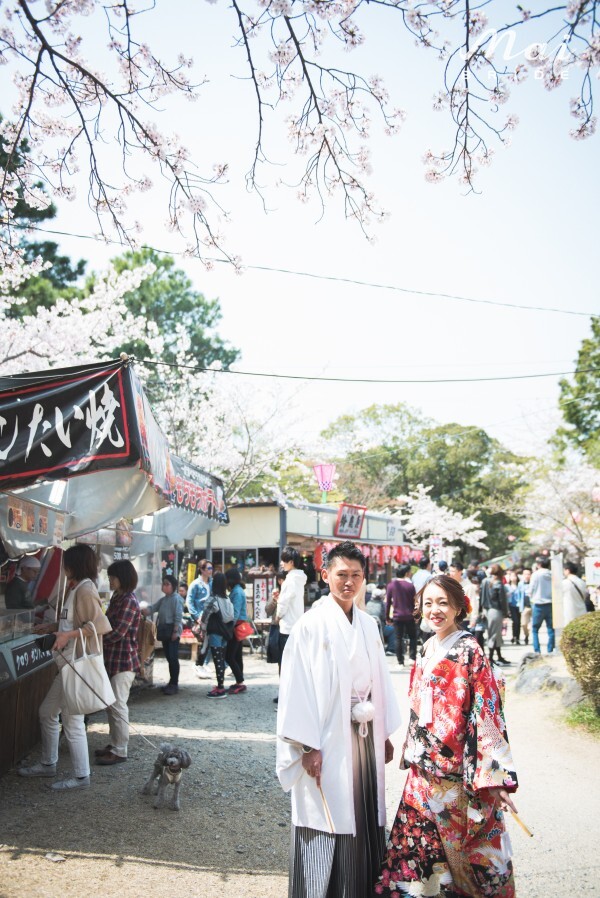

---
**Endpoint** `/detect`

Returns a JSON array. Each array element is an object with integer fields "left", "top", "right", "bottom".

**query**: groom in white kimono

[{"left": 277, "top": 541, "right": 402, "bottom": 898}]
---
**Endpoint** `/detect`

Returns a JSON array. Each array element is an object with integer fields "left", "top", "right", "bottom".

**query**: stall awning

[{"left": 0, "top": 358, "right": 228, "bottom": 557}]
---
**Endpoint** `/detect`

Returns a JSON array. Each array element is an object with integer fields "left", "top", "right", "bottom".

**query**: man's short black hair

[
  {"left": 396, "top": 563, "right": 411, "bottom": 578},
  {"left": 325, "top": 541, "right": 366, "bottom": 571},
  {"left": 564, "top": 561, "right": 579, "bottom": 576},
  {"left": 450, "top": 561, "right": 464, "bottom": 571},
  {"left": 281, "top": 545, "right": 303, "bottom": 569},
  {"left": 418, "top": 557, "right": 430, "bottom": 569},
  {"left": 537, "top": 557, "right": 551, "bottom": 569}
]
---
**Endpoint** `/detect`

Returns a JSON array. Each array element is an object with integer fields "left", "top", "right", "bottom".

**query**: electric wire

[
  {"left": 17, "top": 224, "right": 599, "bottom": 320},
  {"left": 141, "top": 357, "right": 599, "bottom": 385}
]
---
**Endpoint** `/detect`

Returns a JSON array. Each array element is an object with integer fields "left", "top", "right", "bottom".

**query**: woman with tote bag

[{"left": 19, "top": 544, "right": 112, "bottom": 792}]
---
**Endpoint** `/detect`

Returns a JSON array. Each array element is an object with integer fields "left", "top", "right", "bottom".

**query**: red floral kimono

[{"left": 374, "top": 632, "right": 518, "bottom": 897}]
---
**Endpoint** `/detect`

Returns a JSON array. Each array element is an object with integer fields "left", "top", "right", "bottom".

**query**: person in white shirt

[
  {"left": 274, "top": 545, "right": 307, "bottom": 665},
  {"left": 276, "top": 541, "right": 401, "bottom": 898},
  {"left": 411, "top": 556, "right": 432, "bottom": 594},
  {"left": 562, "top": 561, "right": 589, "bottom": 626}
]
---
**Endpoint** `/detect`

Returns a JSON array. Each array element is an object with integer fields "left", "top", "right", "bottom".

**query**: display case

[
  {"left": 0, "top": 609, "right": 54, "bottom": 690},
  {"left": 0, "top": 609, "right": 56, "bottom": 776}
]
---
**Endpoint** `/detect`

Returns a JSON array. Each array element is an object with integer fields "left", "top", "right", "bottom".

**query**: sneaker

[
  {"left": 50, "top": 776, "right": 90, "bottom": 791},
  {"left": 195, "top": 666, "right": 211, "bottom": 679},
  {"left": 207, "top": 687, "right": 227, "bottom": 698},
  {"left": 18, "top": 762, "right": 56, "bottom": 778},
  {"left": 94, "top": 744, "right": 113, "bottom": 758},
  {"left": 162, "top": 684, "right": 179, "bottom": 695},
  {"left": 228, "top": 683, "right": 247, "bottom": 694}
]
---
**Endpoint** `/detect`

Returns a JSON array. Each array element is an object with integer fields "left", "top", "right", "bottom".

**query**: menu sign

[{"left": 11, "top": 639, "right": 53, "bottom": 678}]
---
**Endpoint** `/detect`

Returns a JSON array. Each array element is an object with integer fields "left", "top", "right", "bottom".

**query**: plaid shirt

[{"left": 103, "top": 591, "right": 141, "bottom": 678}]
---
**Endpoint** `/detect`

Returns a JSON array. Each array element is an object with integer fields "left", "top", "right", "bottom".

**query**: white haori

[{"left": 276, "top": 595, "right": 402, "bottom": 835}]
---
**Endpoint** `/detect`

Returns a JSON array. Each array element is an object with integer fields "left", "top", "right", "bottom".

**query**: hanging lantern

[{"left": 313, "top": 463, "right": 337, "bottom": 503}]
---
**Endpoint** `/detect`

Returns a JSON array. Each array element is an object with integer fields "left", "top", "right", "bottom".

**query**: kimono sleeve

[
  {"left": 276, "top": 622, "right": 324, "bottom": 792},
  {"left": 463, "top": 646, "right": 518, "bottom": 794}
]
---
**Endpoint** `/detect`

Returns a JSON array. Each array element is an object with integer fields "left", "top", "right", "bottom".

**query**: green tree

[
  {"left": 1, "top": 113, "right": 87, "bottom": 314},
  {"left": 321, "top": 404, "right": 527, "bottom": 558},
  {"left": 106, "top": 248, "right": 239, "bottom": 375},
  {"left": 321, "top": 404, "right": 430, "bottom": 506},
  {"left": 558, "top": 317, "right": 600, "bottom": 466}
]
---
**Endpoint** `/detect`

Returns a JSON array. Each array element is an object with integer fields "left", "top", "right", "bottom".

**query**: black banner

[
  {"left": 0, "top": 360, "right": 138, "bottom": 490},
  {"left": 0, "top": 359, "right": 230, "bottom": 524},
  {"left": 170, "top": 455, "right": 229, "bottom": 524}
]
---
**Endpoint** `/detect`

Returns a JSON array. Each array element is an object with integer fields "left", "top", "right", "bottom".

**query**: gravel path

[{"left": 0, "top": 639, "right": 597, "bottom": 897}]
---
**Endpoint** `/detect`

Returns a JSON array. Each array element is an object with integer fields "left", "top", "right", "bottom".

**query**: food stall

[{"left": 0, "top": 357, "right": 228, "bottom": 774}]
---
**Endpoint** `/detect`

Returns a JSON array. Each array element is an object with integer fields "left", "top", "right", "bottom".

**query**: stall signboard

[
  {"left": 0, "top": 358, "right": 229, "bottom": 529},
  {"left": 333, "top": 504, "right": 367, "bottom": 539},
  {"left": 253, "top": 575, "right": 273, "bottom": 620},
  {"left": 0, "top": 359, "right": 137, "bottom": 488},
  {"left": 585, "top": 556, "right": 600, "bottom": 586},
  {"left": 170, "top": 455, "right": 229, "bottom": 524}
]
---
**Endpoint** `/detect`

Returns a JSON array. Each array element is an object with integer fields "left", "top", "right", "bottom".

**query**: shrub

[{"left": 561, "top": 613, "right": 600, "bottom": 712}]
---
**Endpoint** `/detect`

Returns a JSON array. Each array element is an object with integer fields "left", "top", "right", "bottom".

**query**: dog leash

[{"left": 57, "top": 648, "right": 161, "bottom": 752}]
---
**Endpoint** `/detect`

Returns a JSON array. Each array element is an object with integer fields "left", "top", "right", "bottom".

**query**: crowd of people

[
  {"left": 364, "top": 555, "right": 596, "bottom": 672},
  {"left": 11, "top": 539, "right": 596, "bottom": 896}
]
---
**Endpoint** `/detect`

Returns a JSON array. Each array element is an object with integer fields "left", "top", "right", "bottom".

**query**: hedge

[{"left": 561, "top": 612, "right": 600, "bottom": 712}]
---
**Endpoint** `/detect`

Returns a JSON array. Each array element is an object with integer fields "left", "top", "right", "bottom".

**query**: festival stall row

[
  {"left": 0, "top": 358, "right": 228, "bottom": 774},
  {"left": 186, "top": 499, "right": 421, "bottom": 621}
]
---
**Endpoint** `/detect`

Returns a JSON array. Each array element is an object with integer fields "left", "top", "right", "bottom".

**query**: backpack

[{"left": 215, "top": 594, "right": 234, "bottom": 623}]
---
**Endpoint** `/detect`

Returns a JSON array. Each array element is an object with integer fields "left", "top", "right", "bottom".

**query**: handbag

[
  {"left": 60, "top": 622, "right": 116, "bottom": 715},
  {"left": 266, "top": 623, "right": 280, "bottom": 664},
  {"left": 234, "top": 619, "right": 254, "bottom": 642}
]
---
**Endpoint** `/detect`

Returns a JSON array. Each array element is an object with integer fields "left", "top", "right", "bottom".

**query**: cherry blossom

[
  {"left": 520, "top": 458, "right": 600, "bottom": 560},
  {"left": 0, "top": 0, "right": 598, "bottom": 276},
  {"left": 0, "top": 262, "right": 160, "bottom": 373},
  {"left": 394, "top": 484, "right": 488, "bottom": 551}
]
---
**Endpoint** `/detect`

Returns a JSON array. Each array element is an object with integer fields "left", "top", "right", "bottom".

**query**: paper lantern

[
  {"left": 313, "top": 463, "right": 337, "bottom": 504},
  {"left": 313, "top": 463, "right": 337, "bottom": 492}
]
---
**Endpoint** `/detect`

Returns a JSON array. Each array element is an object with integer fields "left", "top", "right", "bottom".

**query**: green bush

[{"left": 561, "top": 613, "right": 600, "bottom": 712}]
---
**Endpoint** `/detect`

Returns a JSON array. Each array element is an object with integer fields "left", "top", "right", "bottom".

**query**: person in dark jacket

[
  {"left": 386, "top": 564, "right": 417, "bottom": 666},
  {"left": 480, "top": 564, "right": 510, "bottom": 665}
]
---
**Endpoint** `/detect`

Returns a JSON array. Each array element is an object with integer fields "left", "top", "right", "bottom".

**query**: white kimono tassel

[
  {"left": 351, "top": 699, "right": 375, "bottom": 737},
  {"left": 419, "top": 685, "right": 434, "bottom": 726}
]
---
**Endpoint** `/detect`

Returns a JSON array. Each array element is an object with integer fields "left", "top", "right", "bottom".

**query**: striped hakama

[{"left": 289, "top": 722, "right": 385, "bottom": 898}]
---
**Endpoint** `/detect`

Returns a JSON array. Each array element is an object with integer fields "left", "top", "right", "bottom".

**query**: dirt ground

[{"left": 0, "top": 640, "right": 598, "bottom": 897}]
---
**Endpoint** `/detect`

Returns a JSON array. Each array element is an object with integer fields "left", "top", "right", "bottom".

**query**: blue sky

[{"left": 11, "top": 1, "right": 598, "bottom": 455}]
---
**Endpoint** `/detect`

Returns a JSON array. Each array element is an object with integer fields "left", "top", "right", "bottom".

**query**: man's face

[
  {"left": 322, "top": 557, "right": 364, "bottom": 607},
  {"left": 449, "top": 566, "right": 462, "bottom": 583},
  {"left": 522, "top": 570, "right": 531, "bottom": 583},
  {"left": 21, "top": 567, "right": 38, "bottom": 582}
]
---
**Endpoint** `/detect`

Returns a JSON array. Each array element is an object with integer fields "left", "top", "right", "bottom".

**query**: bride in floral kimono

[{"left": 374, "top": 574, "right": 518, "bottom": 898}]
